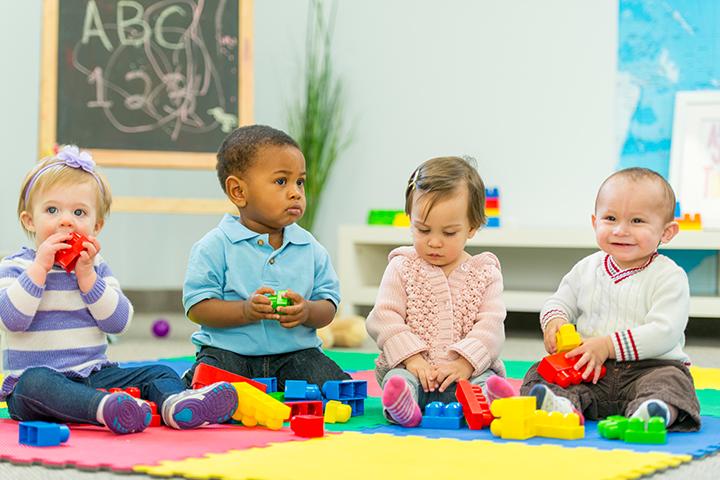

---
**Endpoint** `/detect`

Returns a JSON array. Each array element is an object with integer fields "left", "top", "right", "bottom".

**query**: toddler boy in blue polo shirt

[{"left": 182, "top": 125, "right": 350, "bottom": 391}]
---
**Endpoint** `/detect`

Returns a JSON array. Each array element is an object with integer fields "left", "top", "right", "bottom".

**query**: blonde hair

[
  {"left": 18, "top": 153, "right": 113, "bottom": 235},
  {"left": 596, "top": 167, "right": 676, "bottom": 222},
  {"left": 405, "top": 156, "right": 487, "bottom": 229}
]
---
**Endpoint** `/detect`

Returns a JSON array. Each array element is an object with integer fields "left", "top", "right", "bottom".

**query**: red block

[
  {"left": 284, "top": 401, "right": 323, "bottom": 421},
  {"left": 191, "top": 363, "right": 267, "bottom": 392},
  {"left": 455, "top": 379, "right": 493, "bottom": 430},
  {"left": 145, "top": 401, "right": 158, "bottom": 414},
  {"left": 290, "top": 415, "right": 324, "bottom": 438},
  {"left": 54, "top": 232, "right": 88, "bottom": 273},
  {"left": 538, "top": 352, "right": 606, "bottom": 388},
  {"left": 485, "top": 197, "right": 499, "bottom": 209},
  {"left": 124, "top": 387, "right": 141, "bottom": 398}
]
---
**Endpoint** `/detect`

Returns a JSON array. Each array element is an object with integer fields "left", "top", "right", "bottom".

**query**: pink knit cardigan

[{"left": 366, "top": 246, "right": 506, "bottom": 380}]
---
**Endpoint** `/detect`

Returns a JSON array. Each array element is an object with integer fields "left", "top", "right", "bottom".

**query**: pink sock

[
  {"left": 484, "top": 375, "right": 517, "bottom": 404},
  {"left": 382, "top": 376, "right": 422, "bottom": 427}
]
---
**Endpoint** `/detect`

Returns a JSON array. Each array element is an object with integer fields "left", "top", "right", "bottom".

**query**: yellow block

[
  {"left": 690, "top": 366, "right": 720, "bottom": 390},
  {"left": 556, "top": 324, "right": 582, "bottom": 353},
  {"left": 231, "top": 382, "right": 290, "bottom": 430},
  {"left": 135, "top": 432, "right": 690, "bottom": 480},
  {"left": 324, "top": 400, "right": 351, "bottom": 423}
]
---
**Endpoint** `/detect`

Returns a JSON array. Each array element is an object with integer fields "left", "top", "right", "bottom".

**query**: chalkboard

[{"left": 40, "top": 0, "right": 253, "bottom": 169}]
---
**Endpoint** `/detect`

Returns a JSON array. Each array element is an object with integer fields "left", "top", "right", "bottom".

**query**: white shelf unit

[{"left": 338, "top": 225, "right": 720, "bottom": 319}]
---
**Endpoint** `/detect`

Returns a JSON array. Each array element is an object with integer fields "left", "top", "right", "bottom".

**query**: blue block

[
  {"left": 420, "top": 402, "right": 465, "bottom": 429},
  {"left": 486, "top": 217, "right": 500, "bottom": 228},
  {"left": 341, "top": 398, "right": 365, "bottom": 416},
  {"left": 253, "top": 377, "right": 278, "bottom": 393},
  {"left": 19, "top": 421, "right": 70, "bottom": 447},
  {"left": 322, "top": 380, "right": 368, "bottom": 400},
  {"left": 485, "top": 187, "right": 499, "bottom": 198},
  {"left": 284, "top": 380, "right": 321, "bottom": 400}
]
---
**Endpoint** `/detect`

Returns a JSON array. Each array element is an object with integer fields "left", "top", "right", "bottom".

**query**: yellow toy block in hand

[
  {"left": 324, "top": 400, "right": 352, "bottom": 424},
  {"left": 533, "top": 410, "right": 584, "bottom": 440},
  {"left": 231, "top": 382, "right": 291, "bottom": 430},
  {"left": 489, "top": 396, "right": 537, "bottom": 440},
  {"left": 555, "top": 324, "right": 582, "bottom": 353}
]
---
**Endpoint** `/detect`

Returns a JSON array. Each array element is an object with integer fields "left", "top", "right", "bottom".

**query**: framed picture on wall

[{"left": 669, "top": 90, "right": 720, "bottom": 230}]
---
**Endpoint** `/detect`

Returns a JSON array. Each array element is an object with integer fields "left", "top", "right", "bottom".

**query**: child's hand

[
  {"left": 34, "top": 232, "right": 73, "bottom": 272},
  {"left": 243, "top": 287, "right": 280, "bottom": 322},
  {"left": 434, "top": 357, "right": 474, "bottom": 392},
  {"left": 543, "top": 317, "right": 567, "bottom": 354},
  {"left": 565, "top": 336, "right": 613, "bottom": 384},
  {"left": 275, "top": 290, "right": 309, "bottom": 329},
  {"left": 75, "top": 236, "right": 101, "bottom": 293},
  {"left": 403, "top": 353, "right": 437, "bottom": 393}
]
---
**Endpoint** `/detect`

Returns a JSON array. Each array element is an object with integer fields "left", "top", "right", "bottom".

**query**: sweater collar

[{"left": 603, "top": 252, "right": 658, "bottom": 284}]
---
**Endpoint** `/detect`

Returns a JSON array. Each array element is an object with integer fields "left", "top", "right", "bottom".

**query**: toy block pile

[
  {"left": 598, "top": 415, "right": 667, "bottom": 444},
  {"left": 490, "top": 397, "right": 584, "bottom": 440},
  {"left": 485, "top": 187, "right": 500, "bottom": 228}
]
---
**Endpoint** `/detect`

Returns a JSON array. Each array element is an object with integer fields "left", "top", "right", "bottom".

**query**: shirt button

[
  {"left": 269, "top": 258, "right": 275, "bottom": 265},
  {"left": 257, "top": 239, "right": 265, "bottom": 246}
]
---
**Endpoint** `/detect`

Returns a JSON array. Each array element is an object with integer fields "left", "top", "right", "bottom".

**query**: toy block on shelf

[
  {"left": 489, "top": 396, "right": 537, "bottom": 440},
  {"left": 598, "top": 415, "right": 666, "bottom": 444},
  {"left": 19, "top": 421, "right": 70, "bottom": 447},
  {"left": 368, "top": 210, "right": 404, "bottom": 225},
  {"left": 485, "top": 207, "right": 500, "bottom": 217},
  {"left": 485, "top": 187, "right": 499, "bottom": 198},
  {"left": 485, "top": 197, "right": 499, "bottom": 209},
  {"left": 290, "top": 415, "right": 324, "bottom": 438},
  {"left": 555, "top": 324, "right": 582, "bottom": 353},
  {"left": 533, "top": 410, "right": 584, "bottom": 440},
  {"left": 253, "top": 377, "right": 278, "bottom": 393},
  {"left": 322, "top": 380, "right": 368, "bottom": 400},
  {"left": 284, "top": 401, "right": 323, "bottom": 421},
  {"left": 486, "top": 217, "right": 500, "bottom": 228},
  {"left": 420, "top": 402, "right": 465, "bottom": 429},
  {"left": 676, "top": 213, "right": 702, "bottom": 231},
  {"left": 392, "top": 212, "right": 410, "bottom": 227},
  {"left": 284, "top": 380, "right": 322, "bottom": 400},
  {"left": 231, "top": 382, "right": 290, "bottom": 430},
  {"left": 192, "top": 363, "right": 267, "bottom": 392},
  {"left": 324, "top": 400, "right": 352, "bottom": 423},
  {"left": 537, "top": 352, "right": 606, "bottom": 388},
  {"left": 455, "top": 379, "right": 493, "bottom": 430}
]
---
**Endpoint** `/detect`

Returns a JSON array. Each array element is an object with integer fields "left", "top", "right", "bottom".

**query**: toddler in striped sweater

[
  {"left": 366, "top": 156, "right": 511, "bottom": 427},
  {"left": 0, "top": 146, "right": 238, "bottom": 434},
  {"left": 517, "top": 167, "right": 701, "bottom": 431}
]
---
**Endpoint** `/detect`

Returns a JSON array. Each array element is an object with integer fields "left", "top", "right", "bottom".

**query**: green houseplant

[{"left": 289, "top": 0, "right": 350, "bottom": 232}]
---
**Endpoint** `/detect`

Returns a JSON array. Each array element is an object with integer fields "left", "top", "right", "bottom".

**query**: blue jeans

[
  {"left": 380, "top": 368, "right": 496, "bottom": 422},
  {"left": 6, "top": 365, "right": 186, "bottom": 425},
  {"left": 182, "top": 346, "right": 351, "bottom": 391}
]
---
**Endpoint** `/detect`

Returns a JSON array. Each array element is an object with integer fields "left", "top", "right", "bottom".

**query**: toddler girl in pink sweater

[{"left": 366, "top": 156, "right": 511, "bottom": 427}]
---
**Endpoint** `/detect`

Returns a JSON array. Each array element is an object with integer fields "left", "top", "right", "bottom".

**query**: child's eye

[
  {"left": 46, "top": 206, "right": 58, "bottom": 214},
  {"left": 297, "top": 178, "right": 305, "bottom": 187},
  {"left": 275, "top": 178, "right": 287, "bottom": 186},
  {"left": 632, "top": 218, "right": 644, "bottom": 224},
  {"left": 604, "top": 216, "right": 615, "bottom": 221},
  {"left": 415, "top": 227, "right": 430, "bottom": 234},
  {"left": 73, "top": 209, "right": 86, "bottom": 217},
  {"left": 444, "top": 232, "right": 458, "bottom": 237}
]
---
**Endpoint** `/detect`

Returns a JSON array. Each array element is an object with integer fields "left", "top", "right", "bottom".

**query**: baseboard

[{"left": 125, "top": 290, "right": 183, "bottom": 313}]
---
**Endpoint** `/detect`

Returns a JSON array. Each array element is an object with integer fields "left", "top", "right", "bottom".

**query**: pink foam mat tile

[
  {"left": 0, "top": 419, "right": 306, "bottom": 472},
  {"left": 349, "top": 370, "right": 382, "bottom": 397}
]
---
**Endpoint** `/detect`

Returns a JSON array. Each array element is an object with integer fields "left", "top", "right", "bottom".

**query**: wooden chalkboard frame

[{"left": 38, "top": 0, "right": 252, "bottom": 213}]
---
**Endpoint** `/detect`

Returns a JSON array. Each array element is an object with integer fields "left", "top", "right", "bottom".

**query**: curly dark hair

[{"left": 216, "top": 125, "right": 300, "bottom": 193}]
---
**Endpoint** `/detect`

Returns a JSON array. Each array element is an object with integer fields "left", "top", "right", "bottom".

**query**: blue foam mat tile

[
  {"left": 118, "top": 359, "right": 194, "bottom": 377},
  {"left": 360, "top": 415, "right": 720, "bottom": 458}
]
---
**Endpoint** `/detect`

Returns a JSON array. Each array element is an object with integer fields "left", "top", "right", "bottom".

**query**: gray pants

[
  {"left": 520, "top": 359, "right": 701, "bottom": 432},
  {"left": 380, "top": 368, "right": 495, "bottom": 424}
]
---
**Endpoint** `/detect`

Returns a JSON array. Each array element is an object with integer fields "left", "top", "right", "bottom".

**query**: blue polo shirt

[{"left": 183, "top": 214, "right": 340, "bottom": 355}]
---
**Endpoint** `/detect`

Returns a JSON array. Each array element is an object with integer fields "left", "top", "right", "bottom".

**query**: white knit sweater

[{"left": 540, "top": 251, "right": 690, "bottom": 364}]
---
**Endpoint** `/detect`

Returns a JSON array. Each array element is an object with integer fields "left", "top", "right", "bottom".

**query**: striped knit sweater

[
  {"left": 0, "top": 247, "right": 133, "bottom": 399},
  {"left": 366, "top": 246, "right": 506, "bottom": 380},
  {"left": 540, "top": 251, "right": 690, "bottom": 364}
]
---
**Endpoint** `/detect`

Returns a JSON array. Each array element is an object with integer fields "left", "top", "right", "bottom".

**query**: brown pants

[{"left": 520, "top": 359, "right": 701, "bottom": 431}]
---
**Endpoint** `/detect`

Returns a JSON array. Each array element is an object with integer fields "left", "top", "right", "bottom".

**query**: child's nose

[
  {"left": 428, "top": 236, "right": 442, "bottom": 247},
  {"left": 59, "top": 212, "right": 75, "bottom": 229}
]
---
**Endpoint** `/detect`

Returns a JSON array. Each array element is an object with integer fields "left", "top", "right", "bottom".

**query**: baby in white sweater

[{"left": 518, "top": 167, "right": 700, "bottom": 431}]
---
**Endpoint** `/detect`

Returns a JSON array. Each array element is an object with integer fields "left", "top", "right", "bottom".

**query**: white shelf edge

[{"left": 346, "top": 288, "right": 720, "bottom": 318}]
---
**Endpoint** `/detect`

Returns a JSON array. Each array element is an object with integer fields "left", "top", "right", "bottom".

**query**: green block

[
  {"left": 267, "top": 290, "right": 292, "bottom": 313},
  {"left": 623, "top": 417, "right": 667, "bottom": 444},
  {"left": 269, "top": 392, "right": 285, "bottom": 402},
  {"left": 367, "top": 210, "right": 403, "bottom": 225},
  {"left": 598, "top": 415, "right": 628, "bottom": 440}
]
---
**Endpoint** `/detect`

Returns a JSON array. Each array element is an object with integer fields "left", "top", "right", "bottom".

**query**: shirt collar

[
  {"left": 218, "top": 214, "right": 311, "bottom": 245},
  {"left": 603, "top": 252, "right": 658, "bottom": 284}
]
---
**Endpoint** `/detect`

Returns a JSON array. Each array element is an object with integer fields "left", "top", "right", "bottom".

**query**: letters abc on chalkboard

[{"left": 55, "top": 0, "right": 242, "bottom": 153}]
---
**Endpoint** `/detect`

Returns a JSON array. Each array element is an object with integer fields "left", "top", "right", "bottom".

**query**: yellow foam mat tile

[
  {"left": 135, "top": 432, "right": 690, "bottom": 480},
  {"left": 690, "top": 366, "right": 720, "bottom": 390}
]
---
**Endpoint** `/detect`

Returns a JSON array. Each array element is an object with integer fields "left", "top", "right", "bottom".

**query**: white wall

[{"left": 0, "top": 0, "right": 617, "bottom": 289}]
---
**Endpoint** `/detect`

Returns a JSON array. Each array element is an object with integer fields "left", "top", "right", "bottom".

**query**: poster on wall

[{"left": 669, "top": 90, "right": 720, "bottom": 230}]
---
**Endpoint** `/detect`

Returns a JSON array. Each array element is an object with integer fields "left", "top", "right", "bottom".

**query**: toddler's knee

[
  {"left": 153, "top": 365, "right": 182, "bottom": 380},
  {"left": 16, "top": 367, "right": 56, "bottom": 393}
]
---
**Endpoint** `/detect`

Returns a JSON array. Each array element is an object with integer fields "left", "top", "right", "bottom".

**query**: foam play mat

[{"left": 0, "top": 352, "right": 718, "bottom": 479}]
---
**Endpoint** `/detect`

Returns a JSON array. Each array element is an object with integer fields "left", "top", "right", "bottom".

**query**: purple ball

[{"left": 152, "top": 318, "right": 170, "bottom": 338}]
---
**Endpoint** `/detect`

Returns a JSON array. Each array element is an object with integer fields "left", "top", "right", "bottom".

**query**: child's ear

[
  {"left": 660, "top": 220, "right": 679, "bottom": 244},
  {"left": 591, "top": 214, "right": 598, "bottom": 230},
  {"left": 94, "top": 217, "right": 105, "bottom": 235},
  {"left": 20, "top": 211, "right": 35, "bottom": 232},
  {"left": 225, "top": 175, "right": 247, "bottom": 208},
  {"left": 468, "top": 226, "right": 478, "bottom": 239}
]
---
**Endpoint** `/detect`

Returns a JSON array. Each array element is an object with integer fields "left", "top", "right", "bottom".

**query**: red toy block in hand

[
  {"left": 538, "top": 352, "right": 607, "bottom": 388},
  {"left": 54, "top": 232, "right": 88, "bottom": 273}
]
